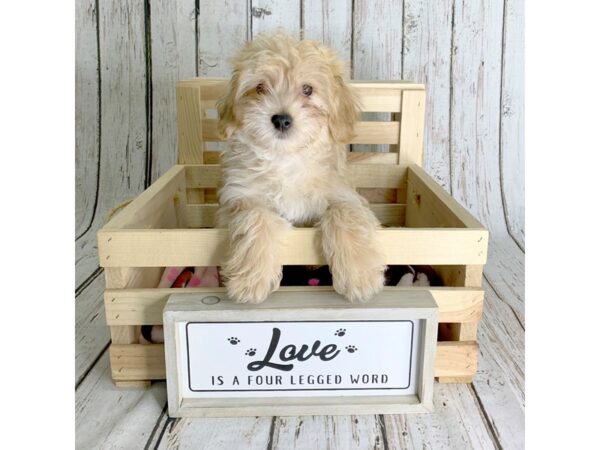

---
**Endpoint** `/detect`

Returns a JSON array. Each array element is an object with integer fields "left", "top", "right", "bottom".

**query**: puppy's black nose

[{"left": 271, "top": 114, "right": 293, "bottom": 131}]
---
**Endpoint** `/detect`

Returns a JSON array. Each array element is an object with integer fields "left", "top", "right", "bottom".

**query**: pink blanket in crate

[
  {"left": 140, "top": 266, "right": 220, "bottom": 344},
  {"left": 157, "top": 266, "right": 220, "bottom": 288}
]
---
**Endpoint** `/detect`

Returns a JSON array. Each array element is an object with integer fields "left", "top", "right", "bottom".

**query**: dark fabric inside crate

[{"left": 280, "top": 265, "right": 443, "bottom": 287}]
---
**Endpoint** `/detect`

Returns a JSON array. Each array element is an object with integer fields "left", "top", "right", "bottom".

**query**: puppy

[{"left": 216, "top": 32, "right": 386, "bottom": 304}]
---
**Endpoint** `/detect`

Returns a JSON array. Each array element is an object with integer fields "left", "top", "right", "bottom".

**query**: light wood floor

[{"left": 75, "top": 235, "right": 524, "bottom": 450}]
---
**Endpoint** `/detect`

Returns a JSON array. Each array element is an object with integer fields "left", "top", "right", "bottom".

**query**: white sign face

[{"left": 177, "top": 320, "right": 422, "bottom": 398}]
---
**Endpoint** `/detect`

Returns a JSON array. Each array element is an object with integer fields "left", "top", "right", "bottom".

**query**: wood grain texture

[
  {"left": 98, "top": 228, "right": 488, "bottom": 267},
  {"left": 384, "top": 384, "right": 496, "bottom": 449},
  {"left": 472, "top": 273, "right": 525, "bottom": 450},
  {"left": 155, "top": 416, "right": 272, "bottom": 450},
  {"left": 75, "top": 0, "right": 99, "bottom": 238},
  {"left": 76, "top": 0, "right": 148, "bottom": 288},
  {"left": 150, "top": 0, "right": 197, "bottom": 180},
  {"left": 184, "top": 163, "right": 408, "bottom": 188},
  {"left": 398, "top": 90, "right": 426, "bottom": 165},
  {"left": 184, "top": 202, "right": 406, "bottom": 228},
  {"left": 198, "top": 0, "right": 249, "bottom": 76},
  {"left": 101, "top": 165, "right": 183, "bottom": 229},
  {"left": 177, "top": 85, "right": 206, "bottom": 163},
  {"left": 302, "top": 0, "right": 353, "bottom": 62},
  {"left": 76, "top": 352, "right": 166, "bottom": 449},
  {"left": 402, "top": 0, "right": 453, "bottom": 186},
  {"left": 110, "top": 344, "right": 166, "bottom": 380},
  {"left": 484, "top": 237, "right": 525, "bottom": 324},
  {"left": 251, "top": 0, "right": 301, "bottom": 38},
  {"left": 270, "top": 416, "right": 385, "bottom": 449},
  {"left": 189, "top": 201, "right": 405, "bottom": 225},
  {"left": 76, "top": 273, "right": 109, "bottom": 386},
  {"left": 352, "top": 0, "right": 403, "bottom": 81},
  {"left": 352, "top": 0, "right": 403, "bottom": 153},
  {"left": 407, "top": 165, "right": 485, "bottom": 228},
  {"left": 450, "top": 0, "right": 507, "bottom": 238},
  {"left": 500, "top": 0, "right": 525, "bottom": 248}
]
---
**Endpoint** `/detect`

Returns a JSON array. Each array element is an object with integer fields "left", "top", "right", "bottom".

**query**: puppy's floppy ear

[
  {"left": 216, "top": 73, "right": 239, "bottom": 139},
  {"left": 328, "top": 74, "right": 361, "bottom": 144}
]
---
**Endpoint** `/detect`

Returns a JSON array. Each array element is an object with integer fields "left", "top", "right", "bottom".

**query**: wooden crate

[{"left": 98, "top": 78, "right": 488, "bottom": 389}]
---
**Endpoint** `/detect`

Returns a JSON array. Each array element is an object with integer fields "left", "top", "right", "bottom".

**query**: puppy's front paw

[
  {"left": 225, "top": 268, "right": 282, "bottom": 304},
  {"left": 333, "top": 263, "right": 385, "bottom": 303},
  {"left": 329, "top": 243, "right": 386, "bottom": 303}
]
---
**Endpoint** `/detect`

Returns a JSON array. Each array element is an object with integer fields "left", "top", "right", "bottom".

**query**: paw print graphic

[
  {"left": 245, "top": 348, "right": 257, "bottom": 356},
  {"left": 335, "top": 328, "right": 346, "bottom": 337},
  {"left": 345, "top": 345, "right": 358, "bottom": 354},
  {"left": 227, "top": 337, "right": 240, "bottom": 345}
]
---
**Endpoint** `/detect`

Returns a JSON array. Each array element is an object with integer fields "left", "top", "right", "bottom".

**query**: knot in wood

[{"left": 251, "top": 7, "right": 272, "bottom": 18}]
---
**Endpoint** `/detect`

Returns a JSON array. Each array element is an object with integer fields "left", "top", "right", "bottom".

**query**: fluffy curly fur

[{"left": 216, "top": 32, "right": 386, "bottom": 304}]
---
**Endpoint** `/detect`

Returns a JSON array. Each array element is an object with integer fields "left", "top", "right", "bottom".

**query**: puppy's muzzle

[{"left": 271, "top": 113, "right": 293, "bottom": 132}]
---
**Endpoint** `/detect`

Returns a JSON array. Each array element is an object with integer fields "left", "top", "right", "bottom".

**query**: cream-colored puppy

[{"left": 216, "top": 32, "right": 386, "bottom": 304}]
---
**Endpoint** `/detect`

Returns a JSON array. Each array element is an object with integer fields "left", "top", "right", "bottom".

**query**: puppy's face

[{"left": 218, "top": 33, "right": 360, "bottom": 154}]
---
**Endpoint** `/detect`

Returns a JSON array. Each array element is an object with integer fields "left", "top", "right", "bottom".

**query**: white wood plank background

[{"left": 75, "top": 1, "right": 524, "bottom": 448}]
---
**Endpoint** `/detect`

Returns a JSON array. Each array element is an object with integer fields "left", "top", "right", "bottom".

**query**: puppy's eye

[
  {"left": 302, "top": 84, "right": 313, "bottom": 97},
  {"left": 256, "top": 83, "right": 265, "bottom": 95}
]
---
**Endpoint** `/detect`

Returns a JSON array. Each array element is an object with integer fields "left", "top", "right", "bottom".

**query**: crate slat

[
  {"left": 434, "top": 342, "right": 479, "bottom": 378},
  {"left": 109, "top": 344, "right": 166, "bottom": 380},
  {"left": 406, "top": 165, "right": 485, "bottom": 229},
  {"left": 201, "top": 119, "right": 399, "bottom": 144},
  {"left": 176, "top": 86, "right": 204, "bottom": 164},
  {"left": 398, "top": 91, "right": 426, "bottom": 165},
  {"left": 185, "top": 163, "right": 408, "bottom": 189},
  {"left": 185, "top": 203, "right": 406, "bottom": 228},
  {"left": 98, "top": 227, "right": 488, "bottom": 267},
  {"left": 104, "top": 286, "right": 484, "bottom": 326},
  {"left": 347, "top": 152, "right": 398, "bottom": 163},
  {"left": 353, "top": 122, "right": 399, "bottom": 144},
  {"left": 109, "top": 340, "right": 477, "bottom": 381},
  {"left": 102, "top": 165, "right": 185, "bottom": 230},
  {"left": 357, "top": 87, "right": 403, "bottom": 112},
  {"left": 200, "top": 150, "right": 401, "bottom": 165}
]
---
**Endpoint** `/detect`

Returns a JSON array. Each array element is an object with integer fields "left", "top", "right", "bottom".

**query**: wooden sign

[{"left": 164, "top": 289, "right": 438, "bottom": 417}]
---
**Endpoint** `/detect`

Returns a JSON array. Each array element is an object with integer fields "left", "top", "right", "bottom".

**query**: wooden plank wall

[{"left": 76, "top": 1, "right": 524, "bottom": 447}]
